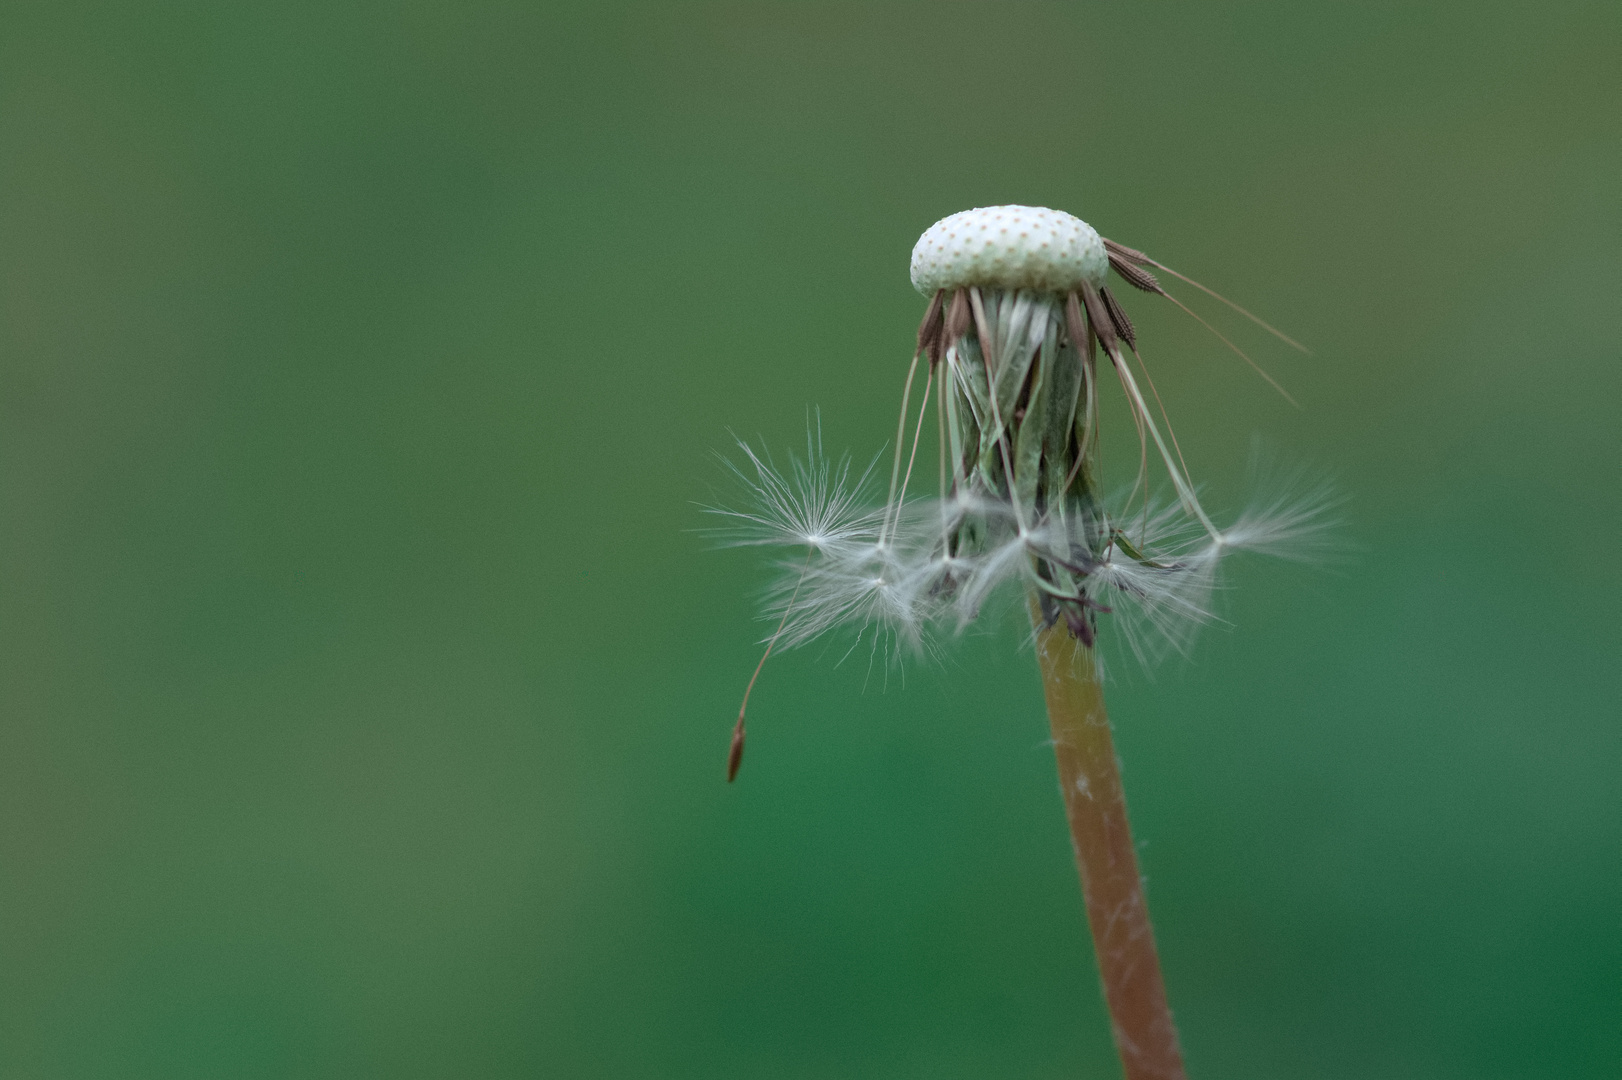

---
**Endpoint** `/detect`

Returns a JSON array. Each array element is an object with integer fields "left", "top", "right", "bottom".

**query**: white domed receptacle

[{"left": 910, "top": 205, "right": 1109, "bottom": 296}]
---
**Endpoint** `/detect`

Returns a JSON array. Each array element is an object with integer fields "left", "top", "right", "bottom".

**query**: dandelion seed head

[
  {"left": 911, "top": 206, "right": 1108, "bottom": 295},
  {"left": 719, "top": 207, "right": 1332, "bottom": 679}
]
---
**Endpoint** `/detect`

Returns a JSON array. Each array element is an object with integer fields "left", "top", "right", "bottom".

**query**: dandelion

[{"left": 716, "top": 205, "right": 1332, "bottom": 1079}]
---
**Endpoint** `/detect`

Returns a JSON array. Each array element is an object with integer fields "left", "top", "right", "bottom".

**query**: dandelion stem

[{"left": 1032, "top": 606, "right": 1186, "bottom": 1080}]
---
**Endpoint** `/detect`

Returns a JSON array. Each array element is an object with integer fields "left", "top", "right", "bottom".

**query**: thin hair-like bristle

[
  {"left": 1147, "top": 258, "right": 1310, "bottom": 355},
  {"left": 1102, "top": 329, "right": 1222, "bottom": 540},
  {"left": 891, "top": 366, "right": 934, "bottom": 530},
  {"left": 729, "top": 549, "right": 814, "bottom": 782},
  {"left": 882, "top": 351, "right": 924, "bottom": 544},
  {"left": 1125, "top": 341, "right": 1194, "bottom": 494},
  {"left": 1105, "top": 236, "right": 1310, "bottom": 355},
  {"left": 1160, "top": 288, "right": 1300, "bottom": 408}
]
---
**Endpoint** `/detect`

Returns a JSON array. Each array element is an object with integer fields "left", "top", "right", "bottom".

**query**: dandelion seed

[{"left": 705, "top": 425, "right": 884, "bottom": 562}]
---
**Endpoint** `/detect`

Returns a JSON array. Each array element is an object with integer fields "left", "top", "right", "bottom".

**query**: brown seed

[
  {"left": 727, "top": 717, "right": 746, "bottom": 782},
  {"left": 1079, "top": 282, "right": 1118, "bottom": 355},
  {"left": 1064, "top": 291, "right": 1093, "bottom": 361},
  {"left": 916, "top": 289, "right": 945, "bottom": 364},
  {"left": 1108, "top": 252, "right": 1165, "bottom": 294},
  {"left": 1103, "top": 237, "right": 1153, "bottom": 266},
  {"left": 945, "top": 287, "right": 972, "bottom": 345},
  {"left": 1100, "top": 285, "right": 1137, "bottom": 350}
]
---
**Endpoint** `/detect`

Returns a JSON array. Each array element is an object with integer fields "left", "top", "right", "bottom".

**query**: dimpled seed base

[{"left": 910, "top": 206, "right": 1109, "bottom": 296}]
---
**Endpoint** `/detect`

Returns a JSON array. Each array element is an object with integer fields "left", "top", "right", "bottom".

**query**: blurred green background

[{"left": 1, "top": 2, "right": 1617, "bottom": 1077}]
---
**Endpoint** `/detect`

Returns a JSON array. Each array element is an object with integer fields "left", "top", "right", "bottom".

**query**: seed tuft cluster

[{"left": 717, "top": 206, "right": 1331, "bottom": 671}]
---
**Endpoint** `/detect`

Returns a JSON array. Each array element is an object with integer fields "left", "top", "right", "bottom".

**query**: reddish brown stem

[{"left": 1033, "top": 613, "right": 1187, "bottom": 1080}]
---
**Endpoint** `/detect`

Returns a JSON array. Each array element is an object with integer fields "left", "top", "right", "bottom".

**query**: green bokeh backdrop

[{"left": 2, "top": 2, "right": 1617, "bottom": 1077}]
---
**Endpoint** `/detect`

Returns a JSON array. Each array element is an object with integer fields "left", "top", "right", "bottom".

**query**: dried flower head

[{"left": 715, "top": 205, "right": 1332, "bottom": 776}]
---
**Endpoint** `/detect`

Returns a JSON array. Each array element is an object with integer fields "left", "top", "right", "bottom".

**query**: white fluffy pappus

[{"left": 708, "top": 437, "right": 1337, "bottom": 670}]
